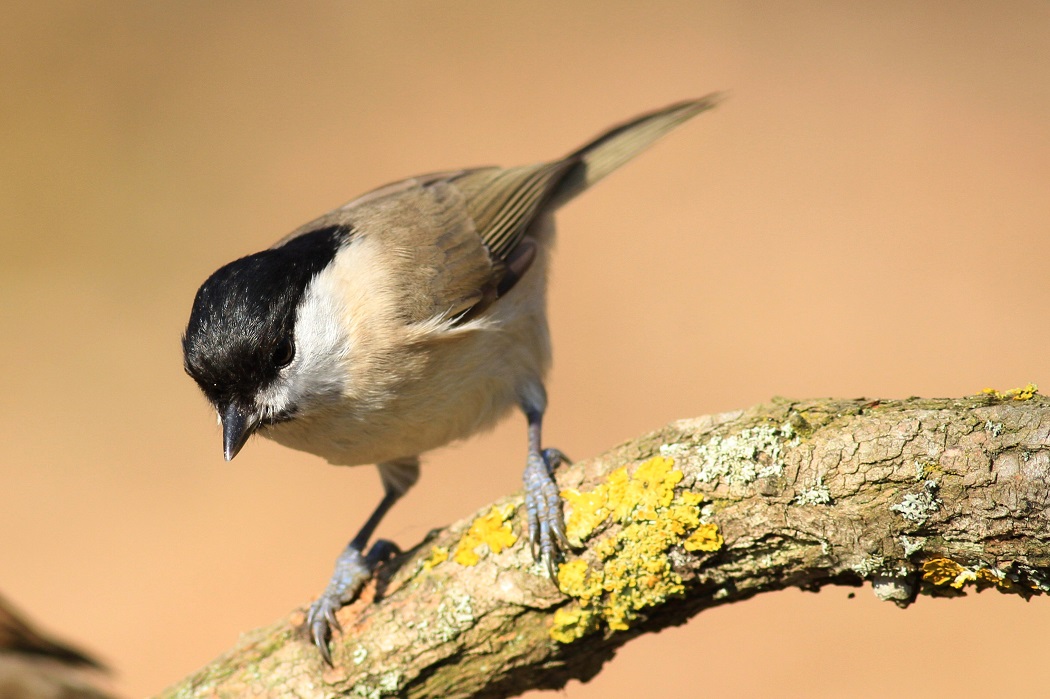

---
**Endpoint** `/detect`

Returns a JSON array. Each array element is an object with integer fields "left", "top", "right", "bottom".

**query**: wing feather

[
  {"left": 450, "top": 162, "right": 575, "bottom": 261},
  {"left": 270, "top": 95, "right": 722, "bottom": 325}
]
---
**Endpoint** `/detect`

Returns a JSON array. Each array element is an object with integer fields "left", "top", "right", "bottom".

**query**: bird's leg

[
  {"left": 521, "top": 390, "right": 571, "bottom": 579},
  {"left": 306, "top": 493, "right": 398, "bottom": 664},
  {"left": 307, "top": 457, "right": 418, "bottom": 665}
]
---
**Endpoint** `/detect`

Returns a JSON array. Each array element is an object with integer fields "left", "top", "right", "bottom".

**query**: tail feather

[{"left": 550, "top": 92, "right": 725, "bottom": 207}]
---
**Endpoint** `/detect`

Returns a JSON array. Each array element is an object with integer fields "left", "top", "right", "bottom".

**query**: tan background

[{"left": 2, "top": 2, "right": 1049, "bottom": 697}]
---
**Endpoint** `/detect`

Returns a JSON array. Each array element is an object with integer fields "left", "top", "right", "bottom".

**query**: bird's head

[{"left": 182, "top": 225, "right": 351, "bottom": 460}]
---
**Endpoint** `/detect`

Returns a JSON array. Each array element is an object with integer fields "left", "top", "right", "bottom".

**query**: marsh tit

[{"left": 182, "top": 94, "right": 722, "bottom": 663}]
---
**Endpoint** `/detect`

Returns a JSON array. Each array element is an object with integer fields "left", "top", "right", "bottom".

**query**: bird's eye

[{"left": 273, "top": 337, "right": 295, "bottom": 368}]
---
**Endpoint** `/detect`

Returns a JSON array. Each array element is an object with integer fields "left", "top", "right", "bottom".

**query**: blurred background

[{"left": 2, "top": 2, "right": 1048, "bottom": 697}]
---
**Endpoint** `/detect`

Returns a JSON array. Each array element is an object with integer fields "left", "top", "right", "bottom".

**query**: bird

[
  {"left": 0, "top": 592, "right": 113, "bottom": 699},
  {"left": 182, "top": 94, "right": 722, "bottom": 664}
]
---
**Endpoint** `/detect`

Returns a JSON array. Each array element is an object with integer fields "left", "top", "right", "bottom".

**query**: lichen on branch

[{"left": 158, "top": 390, "right": 1050, "bottom": 699}]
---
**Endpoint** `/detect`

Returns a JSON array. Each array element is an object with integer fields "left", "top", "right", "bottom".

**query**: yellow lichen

[
  {"left": 981, "top": 383, "right": 1039, "bottom": 401},
  {"left": 422, "top": 545, "right": 449, "bottom": 570},
  {"left": 454, "top": 548, "right": 481, "bottom": 566},
  {"left": 551, "top": 456, "right": 717, "bottom": 643},
  {"left": 602, "top": 467, "right": 632, "bottom": 522},
  {"left": 618, "top": 456, "right": 683, "bottom": 521},
  {"left": 972, "top": 567, "right": 1020, "bottom": 593},
  {"left": 683, "top": 523, "right": 724, "bottom": 552},
  {"left": 952, "top": 568, "right": 978, "bottom": 587},
  {"left": 563, "top": 456, "right": 688, "bottom": 544},
  {"left": 562, "top": 487, "right": 609, "bottom": 543},
  {"left": 973, "top": 567, "right": 1011, "bottom": 590},
  {"left": 922, "top": 557, "right": 1018, "bottom": 592},
  {"left": 595, "top": 521, "right": 685, "bottom": 631},
  {"left": 549, "top": 605, "right": 598, "bottom": 643},
  {"left": 665, "top": 492, "right": 705, "bottom": 537},
  {"left": 452, "top": 504, "right": 518, "bottom": 566},
  {"left": 556, "top": 559, "right": 603, "bottom": 604},
  {"left": 922, "top": 558, "right": 967, "bottom": 587}
]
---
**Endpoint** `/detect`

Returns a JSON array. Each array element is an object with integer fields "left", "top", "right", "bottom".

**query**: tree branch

[{"left": 158, "top": 393, "right": 1050, "bottom": 699}]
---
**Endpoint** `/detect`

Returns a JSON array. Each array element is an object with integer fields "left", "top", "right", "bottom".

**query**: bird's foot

[
  {"left": 307, "top": 539, "right": 398, "bottom": 665},
  {"left": 523, "top": 447, "right": 571, "bottom": 579}
]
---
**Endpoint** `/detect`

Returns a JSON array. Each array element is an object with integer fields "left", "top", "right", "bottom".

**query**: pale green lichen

[
  {"left": 852, "top": 555, "right": 887, "bottom": 579},
  {"left": 553, "top": 456, "right": 722, "bottom": 642},
  {"left": 985, "top": 420, "right": 1004, "bottom": 438},
  {"left": 899, "top": 535, "right": 927, "bottom": 556},
  {"left": 890, "top": 480, "right": 941, "bottom": 526},
  {"left": 452, "top": 503, "right": 517, "bottom": 566},
  {"left": 793, "top": 475, "right": 832, "bottom": 505},
  {"left": 1016, "top": 565, "right": 1050, "bottom": 592},
  {"left": 403, "top": 589, "right": 475, "bottom": 645},
  {"left": 871, "top": 575, "right": 915, "bottom": 604},
  {"left": 689, "top": 422, "right": 794, "bottom": 485},
  {"left": 913, "top": 459, "right": 941, "bottom": 481},
  {"left": 377, "top": 672, "right": 401, "bottom": 693},
  {"left": 351, "top": 670, "right": 402, "bottom": 699},
  {"left": 432, "top": 592, "right": 474, "bottom": 642}
]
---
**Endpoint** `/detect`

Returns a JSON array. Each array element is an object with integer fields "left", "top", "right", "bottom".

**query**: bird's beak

[{"left": 221, "top": 402, "right": 257, "bottom": 461}]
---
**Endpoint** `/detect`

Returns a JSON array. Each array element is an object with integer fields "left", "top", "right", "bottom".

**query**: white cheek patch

[{"left": 256, "top": 266, "right": 350, "bottom": 415}]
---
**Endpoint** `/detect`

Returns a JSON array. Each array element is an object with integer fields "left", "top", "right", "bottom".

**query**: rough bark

[{"left": 158, "top": 393, "right": 1050, "bottom": 699}]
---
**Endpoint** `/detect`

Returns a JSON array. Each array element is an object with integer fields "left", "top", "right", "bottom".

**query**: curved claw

[
  {"left": 304, "top": 541, "right": 394, "bottom": 665},
  {"left": 325, "top": 603, "right": 342, "bottom": 634},
  {"left": 307, "top": 597, "right": 338, "bottom": 666}
]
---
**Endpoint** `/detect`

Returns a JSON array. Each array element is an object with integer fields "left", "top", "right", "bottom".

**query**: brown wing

[
  {"left": 273, "top": 95, "right": 723, "bottom": 324},
  {"left": 275, "top": 164, "right": 573, "bottom": 325},
  {"left": 0, "top": 593, "right": 103, "bottom": 668},
  {"left": 334, "top": 176, "right": 507, "bottom": 323},
  {"left": 271, "top": 168, "right": 485, "bottom": 248},
  {"left": 448, "top": 161, "right": 576, "bottom": 262}
]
